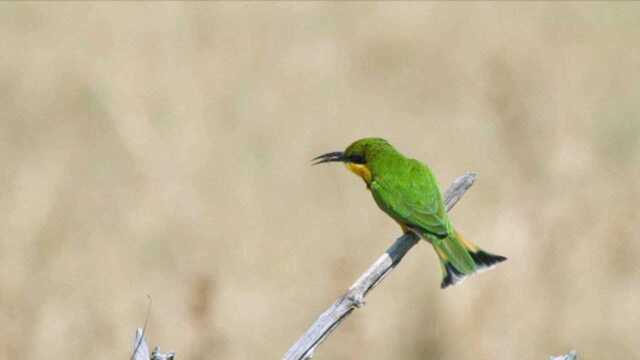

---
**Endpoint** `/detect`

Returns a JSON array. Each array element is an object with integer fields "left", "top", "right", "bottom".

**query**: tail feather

[
  {"left": 441, "top": 262, "right": 466, "bottom": 288},
  {"left": 469, "top": 250, "right": 507, "bottom": 272},
  {"left": 435, "top": 231, "right": 506, "bottom": 289}
]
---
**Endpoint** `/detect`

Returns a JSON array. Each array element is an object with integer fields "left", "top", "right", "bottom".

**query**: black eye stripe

[{"left": 349, "top": 154, "right": 366, "bottom": 164}]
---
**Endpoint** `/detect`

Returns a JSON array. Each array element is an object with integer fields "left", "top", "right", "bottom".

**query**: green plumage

[{"left": 339, "top": 138, "right": 506, "bottom": 288}]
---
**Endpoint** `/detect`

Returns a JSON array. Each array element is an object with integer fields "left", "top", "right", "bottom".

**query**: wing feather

[{"left": 371, "top": 159, "right": 449, "bottom": 238}]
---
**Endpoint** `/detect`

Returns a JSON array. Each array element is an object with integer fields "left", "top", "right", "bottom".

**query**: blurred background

[{"left": 1, "top": 2, "right": 639, "bottom": 359}]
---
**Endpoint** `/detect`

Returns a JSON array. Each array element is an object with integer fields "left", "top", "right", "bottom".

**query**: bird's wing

[{"left": 371, "top": 160, "right": 449, "bottom": 238}]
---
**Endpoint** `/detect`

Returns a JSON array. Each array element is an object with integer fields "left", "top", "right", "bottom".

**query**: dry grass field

[{"left": 1, "top": 2, "right": 639, "bottom": 359}]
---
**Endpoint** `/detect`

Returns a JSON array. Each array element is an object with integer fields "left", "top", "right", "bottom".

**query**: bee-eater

[{"left": 313, "top": 138, "right": 506, "bottom": 288}]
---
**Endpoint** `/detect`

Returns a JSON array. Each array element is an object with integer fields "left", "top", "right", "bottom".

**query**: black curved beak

[{"left": 312, "top": 151, "right": 345, "bottom": 165}]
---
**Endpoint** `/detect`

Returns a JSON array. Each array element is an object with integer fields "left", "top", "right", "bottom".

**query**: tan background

[{"left": 1, "top": 2, "right": 639, "bottom": 359}]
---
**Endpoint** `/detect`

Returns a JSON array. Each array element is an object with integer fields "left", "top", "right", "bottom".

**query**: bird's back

[{"left": 369, "top": 151, "right": 450, "bottom": 238}]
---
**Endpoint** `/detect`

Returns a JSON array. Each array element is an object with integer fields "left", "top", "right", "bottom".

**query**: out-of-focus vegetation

[{"left": 1, "top": 3, "right": 639, "bottom": 359}]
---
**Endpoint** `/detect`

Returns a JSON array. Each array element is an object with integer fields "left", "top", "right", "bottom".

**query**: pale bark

[{"left": 283, "top": 173, "right": 477, "bottom": 360}]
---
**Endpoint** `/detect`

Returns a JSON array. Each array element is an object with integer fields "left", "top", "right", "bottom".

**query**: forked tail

[{"left": 433, "top": 230, "right": 506, "bottom": 288}]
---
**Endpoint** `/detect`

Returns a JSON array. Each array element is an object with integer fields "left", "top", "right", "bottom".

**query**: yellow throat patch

[{"left": 346, "top": 163, "right": 372, "bottom": 185}]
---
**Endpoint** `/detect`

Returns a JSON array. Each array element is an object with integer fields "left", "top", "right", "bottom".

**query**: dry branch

[
  {"left": 283, "top": 172, "right": 477, "bottom": 360},
  {"left": 550, "top": 351, "right": 577, "bottom": 360},
  {"left": 132, "top": 328, "right": 175, "bottom": 360}
]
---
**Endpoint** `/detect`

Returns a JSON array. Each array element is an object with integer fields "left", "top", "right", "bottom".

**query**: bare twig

[
  {"left": 132, "top": 328, "right": 150, "bottom": 360},
  {"left": 550, "top": 350, "right": 577, "bottom": 360},
  {"left": 283, "top": 172, "right": 477, "bottom": 360},
  {"left": 132, "top": 328, "right": 176, "bottom": 360},
  {"left": 131, "top": 296, "right": 153, "bottom": 360}
]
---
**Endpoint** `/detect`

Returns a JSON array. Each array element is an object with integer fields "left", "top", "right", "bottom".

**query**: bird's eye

[{"left": 350, "top": 154, "right": 366, "bottom": 164}]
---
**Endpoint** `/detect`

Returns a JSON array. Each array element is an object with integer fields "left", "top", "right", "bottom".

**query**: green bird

[{"left": 313, "top": 138, "right": 506, "bottom": 288}]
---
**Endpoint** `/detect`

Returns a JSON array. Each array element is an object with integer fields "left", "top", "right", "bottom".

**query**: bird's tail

[{"left": 433, "top": 230, "right": 506, "bottom": 288}]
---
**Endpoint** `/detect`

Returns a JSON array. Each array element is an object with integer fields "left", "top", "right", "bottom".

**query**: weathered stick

[
  {"left": 283, "top": 172, "right": 477, "bottom": 360},
  {"left": 132, "top": 328, "right": 176, "bottom": 360},
  {"left": 550, "top": 350, "right": 577, "bottom": 360}
]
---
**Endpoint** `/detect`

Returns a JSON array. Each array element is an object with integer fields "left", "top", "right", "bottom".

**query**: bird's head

[{"left": 312, "top": 138, "right": 392, "bottom": 185}]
